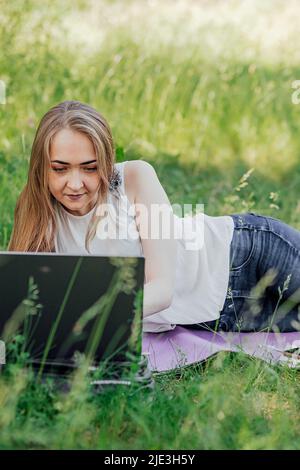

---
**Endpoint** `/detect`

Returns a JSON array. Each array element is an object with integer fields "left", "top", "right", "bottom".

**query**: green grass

[
  {"left": 0, "top": 0, "right": 300, "bottom": 449},
  {"left": 1, "top": 352, "right": 300, "bottom": 450}
]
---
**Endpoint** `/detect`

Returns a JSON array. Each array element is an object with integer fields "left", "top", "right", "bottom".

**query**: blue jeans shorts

[{"left": 187, "top": 212, "right": 300, "bottom": 333}]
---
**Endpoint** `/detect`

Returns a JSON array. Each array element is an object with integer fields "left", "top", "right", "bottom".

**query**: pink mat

[{"left": 142, "top": 326, "right": 300, "bottom": 372}]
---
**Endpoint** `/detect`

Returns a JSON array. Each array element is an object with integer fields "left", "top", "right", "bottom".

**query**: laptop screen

[{"left": 0, "top": 252, "right": 145, "bottom": 374}]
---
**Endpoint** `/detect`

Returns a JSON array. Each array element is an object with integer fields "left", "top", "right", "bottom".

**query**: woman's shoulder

[
  {"left": 122, "top": 159, "right": 155, "bottom": 176},
  {"left": 118, "top": 159, "right": 155, "bottom": 206}
]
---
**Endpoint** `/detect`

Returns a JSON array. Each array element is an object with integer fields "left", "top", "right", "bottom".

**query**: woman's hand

[{"left": 143, "top": 278, "right": 173, "bottom": 318}]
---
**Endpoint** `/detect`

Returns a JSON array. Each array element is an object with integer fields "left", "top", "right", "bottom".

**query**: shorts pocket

[{"left": 229, "top": 226, "right": 258, "bottom": 272}]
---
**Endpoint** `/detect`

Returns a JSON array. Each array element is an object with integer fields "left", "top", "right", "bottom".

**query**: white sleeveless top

[{"left": 54, "top": 161, "right": 234, "bottom": 333}]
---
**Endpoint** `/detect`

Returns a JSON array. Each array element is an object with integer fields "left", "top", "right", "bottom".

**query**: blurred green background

[{"left": 1, "top": 0, "right": 300, "bottom": 250}]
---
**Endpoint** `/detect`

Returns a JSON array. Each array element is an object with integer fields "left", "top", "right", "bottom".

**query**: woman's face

[{"left": 48, "top": 128, "right": 100, "bottom": 216}]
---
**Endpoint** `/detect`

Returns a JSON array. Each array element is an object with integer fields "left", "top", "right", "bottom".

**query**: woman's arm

[{"left": 125, "top": 160, "right": 178, "bottom": 318}]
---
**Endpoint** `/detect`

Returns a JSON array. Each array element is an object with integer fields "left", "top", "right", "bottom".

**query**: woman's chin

[
  {"left": 57, "top": 194, "right": 97, "bottom": 215},
  {"left": 60, "top": 200, "right": 88, "bottom": 216}
]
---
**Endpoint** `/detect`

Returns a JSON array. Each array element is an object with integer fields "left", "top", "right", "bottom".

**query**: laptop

[{"left": 0, "top": 252, "right": 147, "bottom": 386}]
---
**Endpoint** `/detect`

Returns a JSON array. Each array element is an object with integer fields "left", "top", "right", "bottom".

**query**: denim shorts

[{"left": 186, "top": 212, "right": 300, "bottom": 333}]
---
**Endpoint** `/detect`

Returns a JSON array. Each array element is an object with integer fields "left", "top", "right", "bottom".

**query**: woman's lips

[{"left": 66, "top": 194, "right": 86, "bottom": 201}]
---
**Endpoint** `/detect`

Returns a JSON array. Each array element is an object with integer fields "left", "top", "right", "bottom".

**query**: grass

[
  {"left": 0, "top": 0, "right": 300, "bottom": 450},
  {"left": 1, "top": 351, "right": 300, "bottom": 450}
]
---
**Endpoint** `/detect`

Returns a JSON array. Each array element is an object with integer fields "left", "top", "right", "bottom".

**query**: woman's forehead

[{"left": 50, "top": 128, "right": 96, "bottom": 163}]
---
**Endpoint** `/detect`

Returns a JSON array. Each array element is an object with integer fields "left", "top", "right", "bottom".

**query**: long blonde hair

[{"left": 8, "top": 100, "right": 116, "bottom": 252}]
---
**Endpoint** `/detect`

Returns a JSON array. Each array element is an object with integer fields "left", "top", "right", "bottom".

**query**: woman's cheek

[
  {"left": 49, "top": 176, "right": 64, "bottom": 194},
  {"left": 91, "top": 174, "right": 101, "bottom": 190}
]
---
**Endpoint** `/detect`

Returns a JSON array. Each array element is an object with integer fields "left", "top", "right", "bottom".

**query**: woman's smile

[{"left": 65, "top": 193, "right": 86, "bottom": 201}]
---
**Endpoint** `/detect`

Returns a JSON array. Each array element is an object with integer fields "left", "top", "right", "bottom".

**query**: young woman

[{"left": 8, "top": 101, "right": 300, "bottom": 334}]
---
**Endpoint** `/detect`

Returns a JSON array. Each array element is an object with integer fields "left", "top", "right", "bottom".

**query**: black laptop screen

[{"left": 0, "top": 253, "right": 144, "bottom": 370}]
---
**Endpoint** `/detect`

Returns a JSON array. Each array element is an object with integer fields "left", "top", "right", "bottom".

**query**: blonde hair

[{"left": 8, "top": 100, "right": 115, "bottom": 252}]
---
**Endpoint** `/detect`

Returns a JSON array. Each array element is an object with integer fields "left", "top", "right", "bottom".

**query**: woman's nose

[{"left": 67, "top": 171, "right": 84, "bottom": 191}]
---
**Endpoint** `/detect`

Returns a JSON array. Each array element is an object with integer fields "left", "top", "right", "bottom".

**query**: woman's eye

[
  {"left": 52, "top": 168, "right": 66, "bottom": 172},
  {"left": 52, "top": 167, "right": 97, "bottom": 173},
  {"left": 84, "top": 167, "right": 97, "bottom": 172}
]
